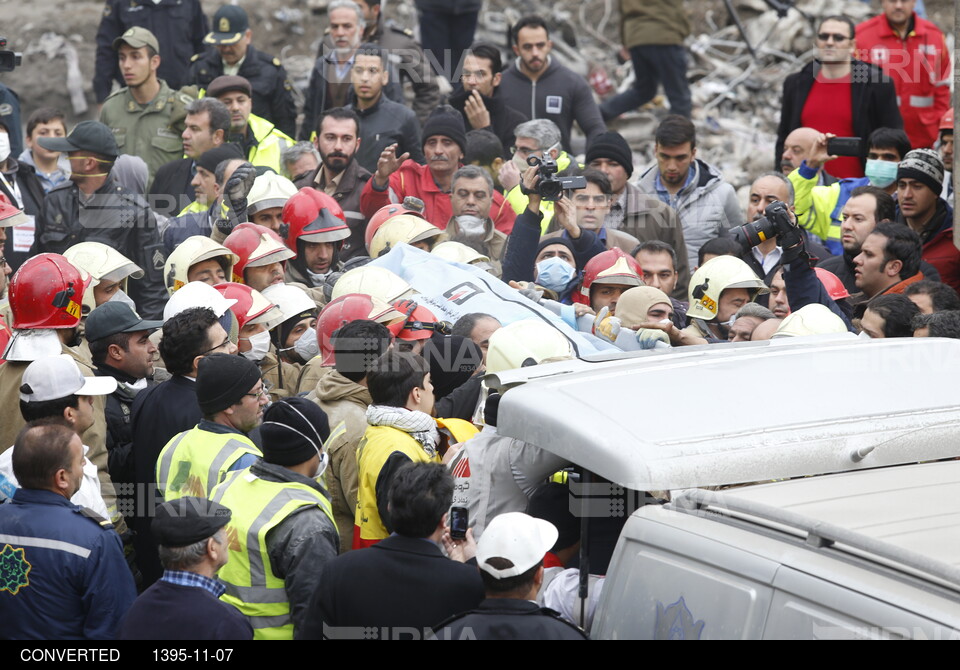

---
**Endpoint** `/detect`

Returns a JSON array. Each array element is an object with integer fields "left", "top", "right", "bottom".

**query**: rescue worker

[
  {"left": 329, "top": 265, "right": 415, "bottom": 304},
  {"left": 155, "top": 353, "right": 265, "bottom": 502},
  {"left": 354, "top": 350, "right": 440, "bottom": 548},
  {"left": 0, "top": 422, "right": 136, "bottom": 640},
  {"left": 0, "top": 254, "right": 125, "bottom": 538},
  {"left": 573, "top": 248, "right": 644, "bottom": 317},
  {"left": 282, "top": 188, "right": 352, "bottom": 290},
  {"left": 222, "top": 222, "right": 296, "bottom": 292},
  {"left": 188, "top": 5, "right": 297, "bottom": 138},
  {"left": 296, "top": 290, "right": 405, "bottom": 394},
  {"left": 85, "top": 301, "right": 162, "bottom": 485},
  {"left": 118, "top": 497, "right": 253, "bottom": 640},
  {"left": 163, "top": 236, "right": 239, "bottom": 294},
  {"left": 207, "top": 75, "right": 294, "bottom": 174},
  {"left": 368, "top": 214, "right": 444, "bottom": 258},
  {"left": 261, "top": 283, "right": 321, "bottom": 399},
  {"left": 99, "top": 27, "right": 195, "bottom": 185},
  {"left": 63, "top": 242, "right": 144, "bottom": 317},
  {"left": 592, "top": 286, "right": 677, "bottom": 351},
  {"left": 32, "top": 120, "right": 169, "bottom": 320},
  {"left": 445, "top": 165, "right": 507, "bottom": 267},
  {"left": 247, "top": 172, "right": 298, "bottom": 234},
  {"left": 676, "top": 256, "right": 769, "bottom": 344},
  {"left": 212, "top": 397, "right": 339, "bottom": 640},
  {"left": 214, "top": 282, "right": 285, "bottom": 398},
  {"left": 307, "top": 318, "right": 394, "bottom": 551}
]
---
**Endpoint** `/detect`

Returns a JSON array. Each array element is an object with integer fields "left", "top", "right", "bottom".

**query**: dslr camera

[
  {"left": 526, "top": 155, "right": 586, "bottom": 201},
  {"left": 0, "top": 38, "right": 21, "bottom": 72},
  {"left": 734, "top": 201, "right": 796, "bottom": 251}
]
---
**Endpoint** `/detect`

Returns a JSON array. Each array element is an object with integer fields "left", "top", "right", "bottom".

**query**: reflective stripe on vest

[
  {"left": 211, "top": 470, "right": 336, "bottom": 640},
  {"left": 156, "top": 427, "right": 261, "bottom": 501},
  {"left": 909, "top": 96, "right": 935, "bottom": 108},
  {"left": 247, "top": 114, "right": 293, "bottom": 174}
]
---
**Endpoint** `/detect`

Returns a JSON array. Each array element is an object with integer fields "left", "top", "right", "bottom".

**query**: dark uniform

[
  {"left": 434, "top": 599, "right": 589, "bottom": 640},
  {"left": 188, "top": 46, "right": 297, "bottom": 139},
  {"left": 94, "top": 0, "right": 208, "bottom": 103}
]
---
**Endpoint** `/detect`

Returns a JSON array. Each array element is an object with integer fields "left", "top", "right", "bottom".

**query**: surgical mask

[
  {"left": 0, "top": 133, "right": 10, "bottom": 163},
  {"left": 454, "top": 215, "right": 486, "bottom": 240},
  {"left": 241, "top": 330, "right": 271, "bottom": 363},
  {"left": 512, "top": 152, "right": 533, "bottom": 172},
  {"left": 293, "top": 327, "right": 320, "bottom": 361},
  {"left": 313, "top": 452, "right": 329, "bottom": 480},
  {"left": 536, "top": 256, "right": 575, "bottom": 292},
  {"left": 108, "top": 288, "right": 137, "bottom": 309},
  {"left": 865, "top": 159, "right": 898, "bottom": 188}
]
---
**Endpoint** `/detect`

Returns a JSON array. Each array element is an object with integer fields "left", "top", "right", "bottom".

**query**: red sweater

[{"left": 359, "top": 160, "right": 515, "bottom": 234}]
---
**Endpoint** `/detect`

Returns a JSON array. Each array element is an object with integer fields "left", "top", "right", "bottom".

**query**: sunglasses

[{"left": 817, "top": 32, "right": 851, "bottom": 43}]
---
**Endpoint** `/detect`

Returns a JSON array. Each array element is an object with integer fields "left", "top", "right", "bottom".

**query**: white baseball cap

[
  {"left": 476, "top": 512, "right": 559, "bottom": 579},
  {"left": 19, "top": 355, "right": 118, "bottom": 402}
]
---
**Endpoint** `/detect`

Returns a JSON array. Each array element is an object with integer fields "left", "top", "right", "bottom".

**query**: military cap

[
  {"left": 112, "top": 26, "right": 160, "bottom": 53},
  {"left": 205, "top": 5, "right": 250, "bottom": 45}
]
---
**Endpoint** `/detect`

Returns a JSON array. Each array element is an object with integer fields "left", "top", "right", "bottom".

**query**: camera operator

[
  {"left": 735, "top": 198, "right": 854, "bottom": 332},
  {"left": 500, "top": 162, "right": 605, "bottom": 298}
]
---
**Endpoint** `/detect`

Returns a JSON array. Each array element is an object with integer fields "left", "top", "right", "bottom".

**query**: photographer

[{"left": 500, "top": 163, "right": 605, "bottom": 297}]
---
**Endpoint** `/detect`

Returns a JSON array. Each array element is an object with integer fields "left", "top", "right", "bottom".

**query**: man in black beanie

[
  {"left": 359, "top": 104, "right": 516, "bottom": 233},
  {"left": 210, "top": 396, "right": 339, "bottom": 640},
  {"left": 586, "top": 130, "right": 690, "bottom": 298},
  {"left": 155, "top": 353, "right": 264, "bottom": 502}
]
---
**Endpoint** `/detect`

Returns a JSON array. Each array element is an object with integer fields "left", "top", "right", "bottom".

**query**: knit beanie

[
  {"left": 897, "top": 148, "right": 944, "bottom": 194},
  {"left": 535, "top": 236, "right": 577, "bottom": 260},
  {"left": 196, "top": 353, "right": 263, "bottom": 415},
  {"left": 260, "top": 397, "right": 331, "bottom": 466},
  {"left": 421, "top": 105, "right": 467, "bottom": 155},
  {"left": 585, "top": 131, "right": 634, "bottom": 178}
]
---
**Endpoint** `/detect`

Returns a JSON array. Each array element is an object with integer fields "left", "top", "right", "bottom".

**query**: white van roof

[{"left": 490, "top": 337, "right": 960, "bottom": 491}]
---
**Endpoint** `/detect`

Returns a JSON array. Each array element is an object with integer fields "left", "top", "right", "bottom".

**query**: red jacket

[
  {"left": 920, "top": 227, "right": 960, "bottom": 294},
  {"left": 855, "top": 13, "right": 950, "bottom": 149},
  {"left": 359, "top": 159, "right": 515, "bottom": 234}
]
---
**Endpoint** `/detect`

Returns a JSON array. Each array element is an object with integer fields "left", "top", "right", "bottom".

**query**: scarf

[{"left": 366, "top": 405, "right": 440, "bottom": 458}]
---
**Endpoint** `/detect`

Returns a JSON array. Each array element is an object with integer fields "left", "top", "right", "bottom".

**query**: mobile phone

[
  {"left": 826, "top": 137, "right": 864, "bottom": 158},
  {"left": 450, "top": 506, "right": 469, "bottom": 540}
]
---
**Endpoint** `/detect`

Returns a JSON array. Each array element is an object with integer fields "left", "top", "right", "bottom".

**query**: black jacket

[
  {"left": 95, "top": 363, "right": 154, "bottom": 485},
  {"left": 434, "top": 598, "right": 588, "bottom": 640},
  {"left": 118, "top": 579, "right": 253, "bottom": 640},
  {"left": 0, "top": 158, "right": 47, "bottom": 272},
  {"left": 348, "top": 93, "right": 425, "bottom": 174},
  {"left": 129, "top": 375, "right": 202, "bottom": 586},
  {"left": 150, "top": 157, "right": 194, "bottom": 216},
  {"left": 448, "top": 86, "right": 529, "bottom": 158},
  {"left": 188, "top": 45, "right": 297, "bottom": 138},
  {"left": 32, "top": 175, "right": 168, "bottom": 320},
  {"left": 776, "top": 59, "right": 902, "bottom": 172},
  {"left": 298, "top": 533, "right": 485, "bottom": 639}
]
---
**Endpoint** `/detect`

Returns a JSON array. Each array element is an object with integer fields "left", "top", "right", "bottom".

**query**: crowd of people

[{"left": 0, "top": 0, "right": 955, "bottom": 641}]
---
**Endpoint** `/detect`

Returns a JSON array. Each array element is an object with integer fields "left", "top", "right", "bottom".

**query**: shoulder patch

[
  {"left": 78, "top": 506, "right": 114, "bottom": 530},
  {"left": 273, "top": 57, "right": 281, "bottom": 67},
  {"left": 191, "top": 53, "right": 201, "bottom": 62}
]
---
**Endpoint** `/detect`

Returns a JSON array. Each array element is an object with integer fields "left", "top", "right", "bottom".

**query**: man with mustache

[
  {"left": 359, "top": 105, "right": 516, "bottom": 233},
  {"left": 294, "top": 107, "right": 371, "bottom": 261}
]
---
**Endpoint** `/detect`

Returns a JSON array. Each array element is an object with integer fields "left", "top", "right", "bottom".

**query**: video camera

[
  {"left": 0, "top": 38, "right": 21, "bottom": 73},
  {"left": 526, "top": 155, "right": 586, "bottom": 201}
]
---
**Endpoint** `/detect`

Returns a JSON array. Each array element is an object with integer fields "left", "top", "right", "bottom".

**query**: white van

[{"left": 487, "top": 337, "right": 960, "bottom": 639}]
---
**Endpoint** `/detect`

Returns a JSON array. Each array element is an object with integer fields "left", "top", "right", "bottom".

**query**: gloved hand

[
  {"left": 592, "top": 305, "right": 621, "bottom": 343},
  {"left": 508, "top": 280, "right": 544, "bottom": 304},
  {"left": 779, "top": 222, "right": 809, "bottom": 265},
  {"left": 636, "top": 328, "right": 671, "bottom": 349},
  {"left": 223, "top": 162, "right": 257, "bottom": 211}
]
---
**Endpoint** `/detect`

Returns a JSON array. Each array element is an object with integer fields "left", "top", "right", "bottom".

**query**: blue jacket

[
  {"left": 0, "top": 488, "right": 135, "bottom": 640},
  {"left": 782, "top": 255, "right": 855, "bottom": 332}
]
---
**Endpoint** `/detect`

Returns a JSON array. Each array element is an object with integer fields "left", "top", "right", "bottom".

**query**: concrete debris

[{"left": 23, "top": 32, "right": 87, "bottom": 115}]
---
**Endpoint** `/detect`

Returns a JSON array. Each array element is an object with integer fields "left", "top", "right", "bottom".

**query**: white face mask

[
  {"left": 454, "top": 215, "right": 486, "bottom": 239},
  {"left": 0, "top": 133, "right": 10, "bottom": 164},
  {"left": 108, "top": 288, "right": 137, "bottom": 309},
  {"left": 241, "top": 330, "right": 271, "bottom": 363},
  {"left": 293, "top": 327, "right": 320, "bottom": 361},
  {"left": 313, "top": 451, "right": 329, "bottom": 480}
]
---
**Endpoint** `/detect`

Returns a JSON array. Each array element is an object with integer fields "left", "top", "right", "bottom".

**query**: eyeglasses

[
  {"left": 460, "top": 70, "right": 490, "bottom": 82},
  {"left": 199, "top": 336, "right": 232, "bottom": 357},
  {"left": 817, "top": 32, "right": 851, "bottom": 43},
  {"left": 510, "top": 145, "right": 541, "bottom": 157},
  {"left": 245, "top": 388, "right": 267, "bottom": 401},
  {"left": 572, "top": 194, "right": 610, "bottom": 206}
]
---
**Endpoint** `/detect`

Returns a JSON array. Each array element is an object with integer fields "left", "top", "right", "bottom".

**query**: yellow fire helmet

[
  {"left": 368, "top": 214, "right": 443, "bottom": 258},
  {"left": 163, "top": 236, "right": 240, "bottom": 295},
  {"left": 686, "top": 255, "right": 768, "bottom": 322},
  {"left": 330, "top": 265, "right": 415, "bottom": 304},
  {"left": 485, "top": 319, "right": 575, "bottom": 375}
]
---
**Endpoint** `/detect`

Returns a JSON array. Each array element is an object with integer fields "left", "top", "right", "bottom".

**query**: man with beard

[{"left": 295, "top": 108, "right": 371, "bottom": 261}]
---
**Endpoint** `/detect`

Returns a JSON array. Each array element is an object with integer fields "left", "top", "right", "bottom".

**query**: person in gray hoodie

[{"left": 638, "top": 115, "right": 743, "bottom": 270}]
